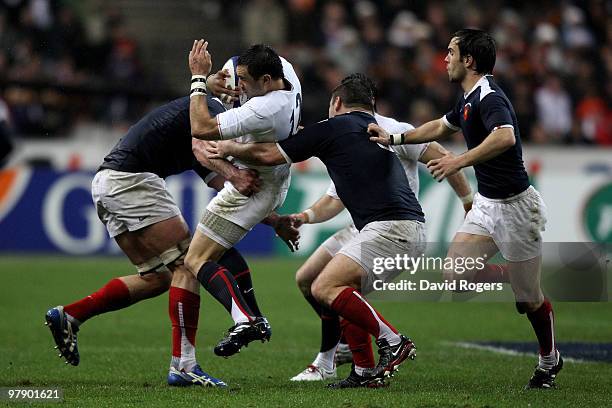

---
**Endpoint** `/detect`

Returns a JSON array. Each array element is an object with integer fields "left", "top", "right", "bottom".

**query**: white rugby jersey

[
  {"left": 215, "top": 57, "right": 302, "bottom": 179},
  {"left": 326, "top": 113, "right": 429, "bottom": 200}
]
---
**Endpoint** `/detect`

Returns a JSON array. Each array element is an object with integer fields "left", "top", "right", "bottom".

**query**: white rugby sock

[
  {"left": 179, "top": 339, "right": 197, "bottom": 372},
  {"left": 538, "top": 349, "right": 559, "bottom": 370},
  {"left": 170, "top": 356, "right": 180, "bottom": 370},
  {"left": 354, "top": 365, "right": 368, "bottom": 376},
  {"left": 312, "top": 348, "right": 337, "bottom": 372}
]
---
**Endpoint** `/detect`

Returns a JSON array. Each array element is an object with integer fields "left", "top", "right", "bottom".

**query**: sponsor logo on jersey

[{"left": 463, "top": 103, "right": 472, "bottom": 121}]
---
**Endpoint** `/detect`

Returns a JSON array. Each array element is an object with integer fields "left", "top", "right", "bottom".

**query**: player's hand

[
  {"left": 367, "top": 123, "right": 392, "bottom": 145},
  {"left": 191, "top": 139, "right": 209, "bottom": 164},
  {"left": 427, "top": 152, "right": 462, "bottom": 182},
  {"left": 207, "top": 69, "right": 241, "bottom": 102},
  {"left": 230, "top": 168, "right": 261, "bottom": 196},
  {"left": 189, "top": 39, "right": 212, "bottom": 76},
  {"left": 273, "top": 215, "right": 300, "bottom": 252},
  {"left": 289, "top": 213, "right": 308, "bottom": 228},
  {"left": 205, "top": 140, "right": 234, "bottom": 159}
]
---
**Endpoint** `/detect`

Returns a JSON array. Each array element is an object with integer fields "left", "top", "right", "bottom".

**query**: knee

[
  {"left": 310, "top": 277, "right": 330, "bottom": 306},
  {"left": 141, "top": 270, "right": 172, "bottom": 293},
  {"left": 516, "top": 300, "right": 543, "bottom": 314},
  {"left": 295, "top": 268, "right": 313, "bottom": 297},
  {"left": 184, "top": 254, "right": 203, "bottom": 277}
]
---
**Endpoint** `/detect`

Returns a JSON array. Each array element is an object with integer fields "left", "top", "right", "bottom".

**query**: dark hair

[
  {"left": 237, "top": 44, "right": 284, "bottom": 80},
  {"left": 332, "top": 73, "right": 376, "bottom": 111},
  {"left": 452, "top": 29, "right": 496, "bottom": 74}
]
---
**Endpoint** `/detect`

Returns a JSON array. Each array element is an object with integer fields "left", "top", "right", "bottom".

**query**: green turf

[{"left": 1, "top": 256, "right": 611, "bottom": 407}]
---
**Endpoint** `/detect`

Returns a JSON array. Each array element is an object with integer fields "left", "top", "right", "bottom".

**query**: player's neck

[
  {"left": 336, "top": 107, "right": 373, "bottom": 116},
  {"left": 268, "top": 78, "right": 287, "bottom": 93},
  {"left": 461, "top": 73, "right": 484, "bottom": 95}
]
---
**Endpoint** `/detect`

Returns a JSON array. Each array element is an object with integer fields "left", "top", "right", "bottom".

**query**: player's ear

[
  {"left": 463, "top": 54, "right": 474, "bottom": 69},
  {"left": 261, "top": 74, "right": 272, "bottom": 87},
  {"left": 333, "top": 96, "right": 342, "bottom": 111}
]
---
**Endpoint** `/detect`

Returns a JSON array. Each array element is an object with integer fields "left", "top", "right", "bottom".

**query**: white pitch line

[{"left": 446, "top": 341, "right": 585, "bottom": 363}]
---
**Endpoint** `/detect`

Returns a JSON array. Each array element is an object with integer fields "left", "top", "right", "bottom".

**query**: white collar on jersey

[{"left": 464, "top": 74, "right": 494, "bottom": 99}]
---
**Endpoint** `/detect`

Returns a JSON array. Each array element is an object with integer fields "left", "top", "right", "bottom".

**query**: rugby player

[
  {"left": 184, "top": 40, "right": 303, "bottom": 357},
  {"left": 289, "top": 74, "right": 474, "bottom": 383},
  {"left": 44, "top": 92, "right": 298, "bottom": 387},
  {"left": 368, "top": 29, "right": 561, "bottom": 389},
  {"left": 206, "top": 75, "right": 426, "bottom": 387}
]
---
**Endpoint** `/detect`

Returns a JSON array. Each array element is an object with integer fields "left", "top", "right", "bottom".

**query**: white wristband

[
  {"left": 460, "top": 192, "right": 473, "bottom": 205},
  {"left": 390, "top": 133, "right": 405, "bottom": 145},
  {"left": 303, "top": 209, "right": 316, "bottom": 224},
  {"left": 190, "top": 75, "right": 207, "bottom": 93}
]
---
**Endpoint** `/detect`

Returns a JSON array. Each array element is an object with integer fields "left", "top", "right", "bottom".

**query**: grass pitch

[{"left": 1, "top": 256, "right": 611, "bottom": 407}]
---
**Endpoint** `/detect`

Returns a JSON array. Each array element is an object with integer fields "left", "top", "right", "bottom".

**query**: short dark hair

[
  {"left": 332, "top": 73, "right": 376, "bottom": 111},
  {"left": 452, "top": 29, "right": 496, "bottom": 74},
  {"left": 237, "top": 44, "right": 284, "bottom": 80}
]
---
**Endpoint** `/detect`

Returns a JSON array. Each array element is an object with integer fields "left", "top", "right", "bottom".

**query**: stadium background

[{"left": 0, "top": 1, "right": 610, "bottom": 407}]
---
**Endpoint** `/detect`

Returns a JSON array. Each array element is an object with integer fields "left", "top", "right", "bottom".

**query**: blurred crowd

[
  {"left": 1, "top": 0, "right": 610, "bottom": 147},
  {"left": 239, "top": 0, "right": 611, "bottom": 145},
  {"left": 0, "top": 0, "right": 145, "bottom": 137}
]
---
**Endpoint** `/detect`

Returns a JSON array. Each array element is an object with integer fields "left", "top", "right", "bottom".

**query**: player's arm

[
  {"left": 291, "top": 193, "right": 346, "bottom": 227},
  {"left": 427, "top": 96, "right": 516, "bottom": 181},
  {"left": 205, "top": 174, "right": 225, "bottom": 191},
  {"left": 206, "top": 140, "right": 287, "bottom": 166},
  {"left": 419, "top": 142, "right": 473, "bottom": 212},
  {"left": 368, "top": 118, "right": 457, "bottom": 146},
  {"left": 188, "top": 39, "right": 223, "bottom": 140},
  {"left": 192, "top": 138, "right": 262, "bottom": 195},
  {"left": 206, "top": 121, "right": 326, "bottom": 165},
  {"left": 454, "top": 127, "right": 515, "bottom": 168}
]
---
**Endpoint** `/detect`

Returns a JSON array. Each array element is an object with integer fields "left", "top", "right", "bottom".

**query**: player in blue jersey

[
  {"left": 289, "top": 74, "right": 474, "bottom": 384},
  {"left": 368, "top": 28, "right": 561, "bottom": 389},
  {"left": 44, "top": 93, "right": 298, "bottom": 387},
  {"left": 206, "top": 75, "right": 427, "bottom": 387}
]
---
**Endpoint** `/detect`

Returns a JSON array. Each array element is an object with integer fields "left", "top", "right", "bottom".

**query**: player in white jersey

[
  {"left": 184, "top": 40, "right": 302, "bottom": 356},
  {"left": 288, "top": 74, "right": 474, "bottom": 382}
]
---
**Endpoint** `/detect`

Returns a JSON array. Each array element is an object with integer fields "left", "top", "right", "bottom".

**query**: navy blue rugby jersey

[
  {"left": 444, "top": 75, "right": 530, "bottom": 199},
  {"left": 100, "top": 95, "right": 225, "bottom": 181},
  {"left": 277, "top": 111, "right": 424, "bottom": 230}
]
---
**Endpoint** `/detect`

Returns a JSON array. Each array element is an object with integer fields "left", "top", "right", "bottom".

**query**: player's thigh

[
  {"left": 94, "top": 170, "right": 182, "bottom": 241},
  {"left": 311, "top": 254, "right": 365, "bottom": 306},
  {"left": 115, "top": 215, "right": 190, "bottom": 264},
  {"left": 297, "top": 225, "right": 358, "bottom": 293},
  {"left": 445, "top": 232, "right": 499, "bottom": 281},
  {"left": 339, "top": 220, "right": 425, "bottom": 295},
  {"left": 508, "top": 256, "right": 544, "bottom": 308},
  {"left": 295, "top": 246, "right": 334, "bottom": 296},
  {"left": 183, "top": 228, "right": 228, "bottom": 275}
]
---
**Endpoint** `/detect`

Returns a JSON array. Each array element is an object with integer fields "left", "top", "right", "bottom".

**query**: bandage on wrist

[
  {"left": 460, "top": 192, "right": 473, "bottom": 204},
  {"left": 190, "top": 75, "right": 207, "bottom": 95},
  {"left": 390, "top": 133, "right": 405, "bottom": 145},
  {"left": 303, "top": 209, "right": 316, "bottom": 224}
]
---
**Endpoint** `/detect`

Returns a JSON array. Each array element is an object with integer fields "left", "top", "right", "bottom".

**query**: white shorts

[
  {"left": 458, "top": 186, "right": 547, "bottom": 262},
  {"left": 92, "top": 169, "right": 181, "bottom": 238},
  {"left": 205, "top": 168, "right": 290, "bottom": 231},
  {"left": 321, "top": 224, "right": 359, "bottom": 257},
  {"left": 338, "top": 220, "right": 426, "bottom": 294}
]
